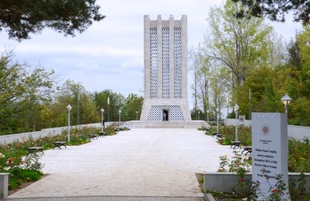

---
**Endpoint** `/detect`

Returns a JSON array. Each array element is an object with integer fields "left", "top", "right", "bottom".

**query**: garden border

[
  {"left": 203, "top": 172, "right": 310, "bottom": 193},
  {"left": 224, "top": 119, "right": 310, "bottom": 141}
]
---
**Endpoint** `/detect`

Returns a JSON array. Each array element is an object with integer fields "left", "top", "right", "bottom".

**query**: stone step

[{"left": 127, "top": 120, "right": 208, "bottom": 129}]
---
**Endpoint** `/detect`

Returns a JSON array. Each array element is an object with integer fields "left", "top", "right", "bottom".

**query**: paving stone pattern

[
  {"left": 8, "top": 128, "right": 235, "bottom": 201},
  {"left": 5, "top": 195, "right": 205, "bottom": 201}
]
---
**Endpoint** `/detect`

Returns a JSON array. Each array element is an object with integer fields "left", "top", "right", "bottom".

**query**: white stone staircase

[{"left": 127, "top": 120, "right": 208, "bottom": 129}]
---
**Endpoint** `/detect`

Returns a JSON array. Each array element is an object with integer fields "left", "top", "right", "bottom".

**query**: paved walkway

[
  {"left": 5, "top": 196, "right": 205, "bottom": 201},
  {"left": 6, "top": 128, "right": 235, "bottom": 201}
]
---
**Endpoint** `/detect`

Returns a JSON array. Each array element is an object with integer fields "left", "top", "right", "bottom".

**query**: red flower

[
  {"left": 239, "top": 178, "right": 245, "bottom": 182},
  {"left": 7, "top": 158, "right": 12, "bottom": 163},
  {"left": 272, "top": 188, "right": 278, "bottom": 193}
]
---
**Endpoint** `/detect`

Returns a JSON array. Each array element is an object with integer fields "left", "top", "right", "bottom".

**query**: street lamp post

[
  {"left": 77, "top": 87, "right": 80, "bottom": 125},
  {"left": 66, "top": 104, "right": 72, "bottom": 142},
  {"left": 226, "top": 97, "right": 229, "bottom": 117},
  {"left": 107, "top": 97, "right": 110, "bottom": 122},
  {"left": 281, "top": 93, "right": 292, "bottom": 113},
  {"left": 216, "top": 108, "right": 219, "bottom": 133},
  {"left": 198, "top": 111, "right": 200, "bottom": 120},
  {"left": 234, "top": 104, "right": 239, "bottom": 141},
  {"left": 136, "top": 110, "right": 138, "bottom": 120},
  {"left": 100, "top": 108, "right": 104, "bottom": 134},
  {"left": 118, "top": 109, "right": 121, "bottom": 126}
]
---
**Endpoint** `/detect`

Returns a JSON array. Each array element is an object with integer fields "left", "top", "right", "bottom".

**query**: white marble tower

[{"left": 140, "top": 15, "right": 191, "bottom": 122}]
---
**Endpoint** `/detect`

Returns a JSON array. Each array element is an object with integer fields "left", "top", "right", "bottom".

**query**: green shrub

[
  {"left": 288, "top": 138, "right": 310, "bottom": 172},
  {"left": 21, "top": 169, "right": 42, "bottom": 181},
  {"left": 205, "top": 126, "right": 217, "bottom": 136},
  {"left": 104, "top": 124, "right": 117, "bottom": 135},
  {"left": 220, "top": 125, "right": 252, "bottom": 145},
  {"left": 218, "top": 126, "right": 310, "bottom": 172},
  {"left": 8, "top": 178, "right": 20, "bottom": 190}
]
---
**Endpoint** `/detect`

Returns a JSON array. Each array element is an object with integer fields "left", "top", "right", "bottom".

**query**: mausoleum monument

[
  {"left": 129, "top": 15, "right": 206, "bottom": 128},
  {"left": 140, "top": 15, "right": 191, "bottom": 122}
]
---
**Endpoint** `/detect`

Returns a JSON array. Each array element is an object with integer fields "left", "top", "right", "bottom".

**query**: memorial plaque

[{"left": 252, "top": 113, "right": 290, "bottom": 200}]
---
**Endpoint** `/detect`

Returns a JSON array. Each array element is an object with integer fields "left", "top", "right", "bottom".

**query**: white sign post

[{"left": 252, "top": 113, "right": 290, "bottom": 200}]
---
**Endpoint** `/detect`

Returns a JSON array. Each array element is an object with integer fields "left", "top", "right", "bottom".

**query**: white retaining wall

[
  {"left": 0, "top": 127, "right": 66, "bottom": 144},
  {"left": 0, "top": 120, "right": 206, "bottom": 144},
  {"left": 224, "top": 118, "right": 310, "bottom": 141},
  {"left": 204, "top": 172, "right": 310, "bottom": 193},
  {"left": 0, "top": 122, "right": 116, "bottom": 144}
]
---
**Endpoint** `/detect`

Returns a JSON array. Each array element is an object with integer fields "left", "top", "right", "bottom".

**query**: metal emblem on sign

[{"left": 262, "top": 125, "right": 270, "bottom": 136}]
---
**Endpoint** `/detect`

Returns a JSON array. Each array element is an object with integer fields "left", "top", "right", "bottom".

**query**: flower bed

[
  {"left": 205, "top": 126, "right": 310, "bottom": 172},
  {"left": 203, "top": 172, "right": 310, "bottom": 193},
  {"left": 202, "top": 130, "right": 310, "bottom": 200},
  {"left": 0, "top": 126, "right": 104, "bottom": 191}
]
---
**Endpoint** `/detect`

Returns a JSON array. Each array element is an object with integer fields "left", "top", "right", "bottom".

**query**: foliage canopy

[
  {"left": 192, "top": 0, "right": 310, "bottom": 126},
  {"left": 232, "top": 0, "right": 310, "bottom": 25},
  {"left": 0, "top": 51, "right": 144, "bottom": 134},
  {"left": 0, "top": 0, "right": 105, "bottom": 40}
]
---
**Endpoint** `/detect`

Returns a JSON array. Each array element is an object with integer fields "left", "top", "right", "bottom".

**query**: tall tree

[
  {"left": 0, "top": 0, "right": 105, "bottom": 41},
  {"left": 296, "top": 25, "right": 310, "bottom": 98},
  {"left": 209, "top": 67, "right": 231, "bottom": 118},
  {"left": 191, "top": 46, "right": 210, "bottom": 120},
  {"left": 192, "top": 46, "right": 232, "bottom": 121},
  {"left": 121, "top": 93, "right": 143, "bottom": 121},
  {"left": 54, "top": 80, "right": 97, "bottom": 126},
  {"left": 0, "top": 51, "right": 55, "bottom": 133},
  {"left": 188, "top": 48, "right": 199, "bottom": 119},
  {"left": 93, "top": 90, "right": 125, "bottom": 122},
  {"left": 204, "top": 0, "right": 274, "bottom": 88},
  {"left": 242, "top": 66, "right": 275, "bottom": 114},
  {"left": 287, "top": 39, "right": 302, "bottom": 70}
]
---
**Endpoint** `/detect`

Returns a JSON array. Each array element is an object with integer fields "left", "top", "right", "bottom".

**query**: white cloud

[{"left": 0, "top": 0, "right": 302, "bottom": 108}]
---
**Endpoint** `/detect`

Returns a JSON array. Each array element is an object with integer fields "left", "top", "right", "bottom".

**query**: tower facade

[{"left": 140, "top": 15, "right": 191, "bottom": 122}]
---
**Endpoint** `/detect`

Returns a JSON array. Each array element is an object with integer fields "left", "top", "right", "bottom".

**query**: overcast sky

[{"left": 0, "top": 0, "right": 302, "bottom": 108}]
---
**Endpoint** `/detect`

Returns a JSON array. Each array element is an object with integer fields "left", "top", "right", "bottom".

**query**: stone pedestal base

[
  {"left": 140, "top": 98, "right": 191, "bottom": 122},
  {"left": 127, "top": 120, "right": 208, "bottom": 129},
  {"left": 0, "top": 173, "right": 9, "bottom": 199}
]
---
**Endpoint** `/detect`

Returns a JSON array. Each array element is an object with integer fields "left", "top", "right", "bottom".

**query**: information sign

[{"left": 252, "top": 113, "right": 290, "bottom": 200}]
